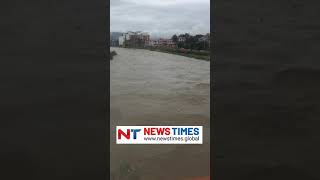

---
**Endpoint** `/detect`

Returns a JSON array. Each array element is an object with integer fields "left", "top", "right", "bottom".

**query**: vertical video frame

[{"left": 110, "top": 0, "right": 210, "bottom": 179}]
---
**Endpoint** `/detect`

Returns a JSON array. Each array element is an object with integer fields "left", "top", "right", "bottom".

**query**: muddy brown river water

[{"left": 110, "top": 47, "right": 210, "bottom": 180}]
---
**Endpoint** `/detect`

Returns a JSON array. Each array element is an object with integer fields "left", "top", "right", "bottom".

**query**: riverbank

[
  {"left": 148, "top": 47, "right": 210, "bottom": 61},
  {"left": 114, "top": 46, "right": 210, "bottom": 61}
]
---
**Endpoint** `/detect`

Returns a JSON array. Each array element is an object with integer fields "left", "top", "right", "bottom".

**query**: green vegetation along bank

[{"left": 147, "top": 47, "right": 210, "bottom": 61}]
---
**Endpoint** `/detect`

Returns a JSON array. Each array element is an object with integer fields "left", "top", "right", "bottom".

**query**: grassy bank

[
  {"left": 147, "top": 47, "right": 210, "bottom": 61},
  {"left": 118, "top": 46, "right": 210, "bottom": 61}
]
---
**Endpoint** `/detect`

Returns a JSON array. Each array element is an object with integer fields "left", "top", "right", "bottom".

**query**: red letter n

[{"left": 118, "top": 129, "right": 130, "bottom": 139}]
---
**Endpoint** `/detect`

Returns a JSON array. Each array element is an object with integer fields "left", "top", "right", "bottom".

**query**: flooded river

[{"left": 110, "top": 47, "right": 210, "bottom": 180}]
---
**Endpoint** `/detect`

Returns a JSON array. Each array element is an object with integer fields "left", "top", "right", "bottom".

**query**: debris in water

[{"left": 110, "top": 50, "right": 117, "bottom": 60}]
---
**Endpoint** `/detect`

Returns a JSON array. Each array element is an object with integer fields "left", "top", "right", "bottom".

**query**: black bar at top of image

[
  {"left": 214, "top": 0, "right": 320, "bottom": 179},
  {"left": 0, "top": 0, "right": 109, "bottom": 179}
]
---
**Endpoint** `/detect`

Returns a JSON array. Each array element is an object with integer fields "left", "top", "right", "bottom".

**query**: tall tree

[
  {"left": 184, "top": 33, "right": 192, "bottom": 50},
  {"left": 171, "top": 34, "right": 178, "bottom": 43}
]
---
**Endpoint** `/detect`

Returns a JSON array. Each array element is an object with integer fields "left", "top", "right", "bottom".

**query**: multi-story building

[
  {"left": 118, "top": 36, "right": 125, "bottom": 46},
  {"left": 110, "top": 32, "right": 123, "bottom": 47},
  {"left": 118, "top": 31, "right": 150, "bottom": 48},
  {"left": 155, "top": 38, "right": 176, "bottom": 48},
  {"left": 147, "top": 38, "right": 176, "bottom": 48},
  {"left": 148, "top": 39, "right": 159, "bottom": 47},
  {"left": 110, "top": 40, "right": 119, "bottom": 47}
]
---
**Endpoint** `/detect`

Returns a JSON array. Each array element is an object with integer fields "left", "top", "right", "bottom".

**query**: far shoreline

[{"left": 111, "top": 47, "right": 210, "bottom": 61}]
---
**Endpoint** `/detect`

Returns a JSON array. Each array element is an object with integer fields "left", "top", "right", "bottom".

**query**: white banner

[{"left": 116, "top": 126, "right": 203, "bottom": 144}]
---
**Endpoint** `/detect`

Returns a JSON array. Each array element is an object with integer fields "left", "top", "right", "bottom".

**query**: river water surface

[{"left": 110, "top": 47, "right": 210, "bottom": 180}]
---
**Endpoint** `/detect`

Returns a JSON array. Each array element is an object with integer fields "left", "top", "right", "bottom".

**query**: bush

[{"left": 190, "top": 50, "right": 210, "bottom": 56}]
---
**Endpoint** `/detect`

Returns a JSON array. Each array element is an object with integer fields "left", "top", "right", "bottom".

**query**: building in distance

[
  {"left": 118, "top": 31, "right": 150, "bottom": 48},
  {"left": 110, "top": 32, "right": 123, "bottom": 47}
]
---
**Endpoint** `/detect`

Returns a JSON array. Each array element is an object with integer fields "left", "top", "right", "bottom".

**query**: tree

[
  {"left": 171, "top": 34, "right": 178, "bottom": 44},
  {"left": 185, "top": 33, "right": 191, "bottom": 44},
  {"left": 194, "top": 34, "right": 204, "bottom": 41},
  {"left": 182, "top": 33, "right": 194, "bottom": 50}
]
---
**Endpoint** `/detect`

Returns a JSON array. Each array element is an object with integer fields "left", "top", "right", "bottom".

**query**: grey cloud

[{"left": 111, "top": 0, "right": 210, "bottom": 38}]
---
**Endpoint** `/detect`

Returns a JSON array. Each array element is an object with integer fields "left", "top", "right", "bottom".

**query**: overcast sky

[{"left": 111, "top": 0, "right": 210, "bottom": 38}]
